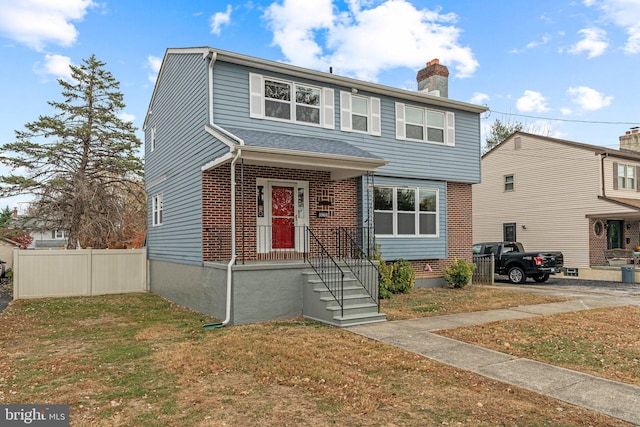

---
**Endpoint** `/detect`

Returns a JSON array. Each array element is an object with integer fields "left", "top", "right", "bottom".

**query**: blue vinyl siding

[
  {"left": 146, "top": 52, "right": 482, "bottom": 265},
  {"left": 365, "top": 176, "right": 447, "bottom": 260},
  {"left": 211, "top": 61, "right": 481, "bottom": 184},
  {"left": 145, "top": 53, "right": 229, "bottom": 265}
]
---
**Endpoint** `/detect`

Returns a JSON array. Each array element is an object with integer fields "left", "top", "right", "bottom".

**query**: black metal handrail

[
  {"left": 305, "top": 227, "right": 345, "bottom": 317},
  {"left": 338, "top": 227, "right": 379, "bottom": 310}
]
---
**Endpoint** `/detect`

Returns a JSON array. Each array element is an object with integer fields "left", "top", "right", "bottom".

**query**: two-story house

[
  {"left": 473, "top": 130, "right": 640, "bottom": 275},
  {"left": 144, "top": 47, "right": 486, "bottom": 326}
]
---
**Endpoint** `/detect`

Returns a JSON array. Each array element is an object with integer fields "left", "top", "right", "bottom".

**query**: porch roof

[
  {"left": 204, "top": 127, "right": 388, "bottom": 180},
  {"left": 587, "top": 196, "right": 640, "bottom": 220}
]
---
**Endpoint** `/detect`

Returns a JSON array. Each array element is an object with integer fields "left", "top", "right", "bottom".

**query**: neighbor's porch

[{"left": 588, "top": 216, "right": 640, "bottom": 267}]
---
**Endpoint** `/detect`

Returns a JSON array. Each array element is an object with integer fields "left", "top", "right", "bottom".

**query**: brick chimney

[
  {"left": 619, "top": 127, "right": 640, "bottom": 152},
  {"left": 416, "top": 58, "right": 449, "bottom": 98}
]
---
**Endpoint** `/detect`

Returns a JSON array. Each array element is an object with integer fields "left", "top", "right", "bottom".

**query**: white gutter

[{"left": 203, "top": 49, "right": 241, "bottom": 328}]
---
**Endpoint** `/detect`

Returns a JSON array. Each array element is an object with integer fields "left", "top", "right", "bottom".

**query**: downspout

[
  {"left": 203, "top": 49, "right": 242, "bottom": 329},
  {"left": 601, "top": 152, "right": 608, "bottom": 197}
]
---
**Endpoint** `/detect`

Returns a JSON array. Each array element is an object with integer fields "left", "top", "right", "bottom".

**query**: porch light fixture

[
  {"left": 627, "top": 223, "right": 632, "bottom": 230},
  {"left": 521, "top": 224, "right": 526, "bottom": 230}
]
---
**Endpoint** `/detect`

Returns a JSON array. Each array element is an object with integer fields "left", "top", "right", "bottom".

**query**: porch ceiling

[{"left": 204, "top": 127, "right": 389, "bottom": 180}]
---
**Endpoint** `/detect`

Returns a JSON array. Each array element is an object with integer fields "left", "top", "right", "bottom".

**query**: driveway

[{"left": 496, "top": 276, "right": 640, "bottom": 297}]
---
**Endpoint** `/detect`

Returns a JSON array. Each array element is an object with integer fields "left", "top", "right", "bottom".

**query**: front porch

[{"left": 202, "top": 224, "right": 384, "bottom": 326}]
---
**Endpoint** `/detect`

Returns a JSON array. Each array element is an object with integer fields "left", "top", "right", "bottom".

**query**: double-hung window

[
  {"left": 340, "top": 91, "right": 381, "bottom": 136},
  {"left": 504, "top": 174, "right": 514, "bottom": 191},
  {"left": 250, "top": 73, "right": 334, "bottom": 129},
  {"left": 395, "top": 103, "right": 454, "bottom": 145},
  {"left": 374, "top": 186, "right": 438, "bottom": 237},
  {"left": 152, "top": 193, "right": 163, "bottom": 226},
  {"left": 616, "top": 163, "right": 636, "bottom": 190}
]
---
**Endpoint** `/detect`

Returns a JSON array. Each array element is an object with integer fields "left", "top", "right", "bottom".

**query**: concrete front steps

[{"left": 302, "top": 271, "right": 386, "bottom": 327}]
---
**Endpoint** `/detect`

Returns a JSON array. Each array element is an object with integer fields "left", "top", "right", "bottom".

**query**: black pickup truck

[{"left": 472, "top": 242, "right": 564, "bottom": 284}]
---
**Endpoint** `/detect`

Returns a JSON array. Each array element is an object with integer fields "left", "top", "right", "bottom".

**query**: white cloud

[
  {"left": 569, "top": 28, "right": 608, "bottom": 58},
  {"left": 526, "top": 34, "right": 551, "bottom": 49},
  {"left": 147, "top": 55, "right": 162, "bottom": 84},
  {"left": 210, "top": 4, "right": 232, "bottom": 35},
  {"left": 561, "top": 107, "right": 573, "bottom": 115},
  {"left": 567, "top": 86, "right": 613, "bottom": 111},
  {"left": 263, "top": 0, "right": 478, "bottom": 82},
  {"left": 516, "top": 90, "right": 550, "bottom": 112},
  {"left": 0, "top": 0, "right": 95, "bottom": 51},
  {"left": 470, "top": 92, "right": 489, "bottom": 105},
  {"left": 119, "top": 112, "right": 135, "bottom": 123},
  {"left": 584, "top": 0, "right": 640, "bottom": 54},
  {"left": 33, "top": 54, "right": 72, "bottom": 81}
]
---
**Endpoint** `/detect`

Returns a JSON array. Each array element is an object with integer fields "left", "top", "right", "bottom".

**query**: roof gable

[{"left": 484, "top": 131, "right": 640, "bottom": 162}]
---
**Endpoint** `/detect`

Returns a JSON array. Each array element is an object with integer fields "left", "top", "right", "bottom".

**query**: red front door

[{"left": 271, "top": 186, "right": 295, "bottom": 249}]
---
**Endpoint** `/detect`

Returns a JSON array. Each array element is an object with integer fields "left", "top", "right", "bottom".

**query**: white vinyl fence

[{"left": 13, "top": 248, "right": 148, "bottom": 299}]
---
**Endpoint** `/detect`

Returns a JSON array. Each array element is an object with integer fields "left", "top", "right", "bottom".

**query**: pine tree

[
  {"left": 486, "top": 118, "right": 523, "bottom": 150},
  {"left": 0, "top": 55, "right": 145, "bottom": 249}
]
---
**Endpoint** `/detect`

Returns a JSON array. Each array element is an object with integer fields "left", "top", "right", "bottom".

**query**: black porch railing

[
  {"left": 203, "top": 225, "right": 378, "bottom": 315},
  {"left": 337, "top": 227, "right": 379, "bottom": 310},
  {"left": 305, "top": 227, "right": 345, "bottom": 317}
]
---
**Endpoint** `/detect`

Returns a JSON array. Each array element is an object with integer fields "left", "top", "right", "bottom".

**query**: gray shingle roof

[{"left": 227, "top": 128, "right": 382, "bottom": 160}]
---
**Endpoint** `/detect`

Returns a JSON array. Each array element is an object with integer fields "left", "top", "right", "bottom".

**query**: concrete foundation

[{"left": 149, "top": 259, "right": 311, "bottom": 325}]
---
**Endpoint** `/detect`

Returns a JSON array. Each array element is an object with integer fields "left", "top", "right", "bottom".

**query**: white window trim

[
  {"left": 150, "top": 125, "right": 156, "bottom": 152},
  {"left": 374, "top": 186, "right": 439, "bottom": 237},
  {"left": 152, "top": 193, "right": 163, "bottom": 227},
  {"left": 249, "top": 73, "right": 334, "bottom": 129},
  {"left": 52, "top": 230, "right": 68, "bottom": 240},
  {"left": 340, "top": 91, "right": 381, "bottom": 136},
  {"left": 395, "top": 102, "right": 455, "bottom": 146}
]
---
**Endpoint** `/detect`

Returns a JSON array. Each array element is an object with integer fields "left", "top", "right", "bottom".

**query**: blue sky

[{"left": 1, "top": 0, "right": 639, "bottom": 210}]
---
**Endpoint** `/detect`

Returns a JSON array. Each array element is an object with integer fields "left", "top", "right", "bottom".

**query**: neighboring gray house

[{"left": 144, "top": 47, "right": 486, "bottom": 326}]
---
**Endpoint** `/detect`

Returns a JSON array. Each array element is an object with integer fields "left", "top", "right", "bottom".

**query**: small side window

[
  {"left": 504, "top": 174, "right": 514, "bottom": 191},
  {"left": 151, "top": 125, "right": 156, "bottom": 152},
  {"left": 152, "top": 193, "right": 163, "bottom": 226}
]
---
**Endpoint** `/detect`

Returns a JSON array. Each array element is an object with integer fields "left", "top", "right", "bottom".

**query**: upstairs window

[
  {"left": 152, "top": 193, "right": 163, "bottom": 226},
  {"left": 250, "top": 73, "right": 334, "bottom": 129},
  {"left": 264, "top": 80, "right": 291, "bottom": 120},
  {"left": 340, "top": 91, "right": 381, "bottom": 136},
  {"left": 616, "top": 163, "right": 636, "bottom": 190},
  {"left": 395, "top": 103, "right": 454, "bottom": 146},
  {"left": 373, "top": 186, "right": 438, "bottom": 237},
  {"left": 504, "top": 174, "right": 514, "bottom": 191}
]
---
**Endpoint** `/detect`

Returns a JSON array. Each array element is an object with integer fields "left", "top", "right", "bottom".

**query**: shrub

[
  {"left": 390, "top": 259, "right": 415, "bottom": 294},
  {"left": 377, "top": 258, "right": 394, "bottom": 299},
  {"left": 374, "top": 250, "right": 415, "bottom": 298},
  {"left": 443, "top": 258, "right": 476, "bottom": 288}
]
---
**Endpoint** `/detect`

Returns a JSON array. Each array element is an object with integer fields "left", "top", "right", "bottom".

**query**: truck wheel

[
  {"left": 508, "top": 266, "right": 526, "bottom": 284},
  {"left": 533, "top": 273, "right": 549, "bottom": 283}
]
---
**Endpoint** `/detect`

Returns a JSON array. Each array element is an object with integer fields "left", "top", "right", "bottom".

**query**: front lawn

[{"left": 0, "top": 291, "right": 631, "bottom": 426}]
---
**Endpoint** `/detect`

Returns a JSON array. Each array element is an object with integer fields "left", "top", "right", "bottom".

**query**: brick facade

[
  {"left": 588, "top": 217, "right": 640, "bottom": 266},
  {"left": 203, "top": 165, "right": 473, "bottom": 277},
  {"left": 412, "top": 181, "right": 473, "bottom": 277},
  {"left": 202, "top": 164, "right": 359, "bottom": 261}
]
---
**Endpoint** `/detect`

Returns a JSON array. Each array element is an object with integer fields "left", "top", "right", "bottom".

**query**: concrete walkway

[{"left": 348, "top": 288, "right": 640, "bottom": 425}]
